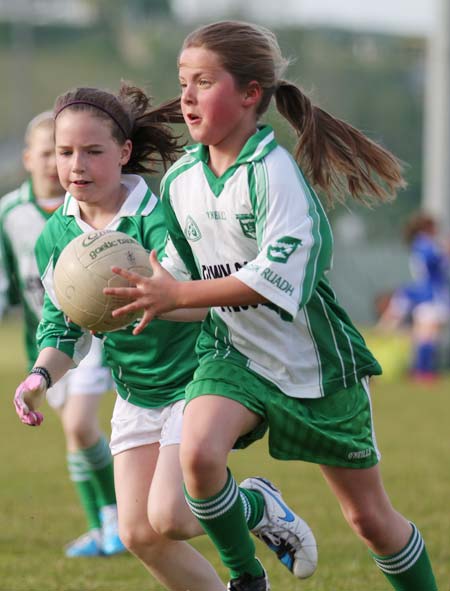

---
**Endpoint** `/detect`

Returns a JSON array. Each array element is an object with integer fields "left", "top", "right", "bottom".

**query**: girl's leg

[
  {"left": 114, "top": 443, "right": 225, "bottom": 591},
  {"left": 61, "top": 393, "right": 121, "bottom": 556},
  {"left": 411, "top": 305, "right": 442, "bottom": 380},
  {"left": 180, "top": 395, "right": 269, "bottom": 581},
  {"left": 148, "top": 443, "right": 204, "bottom": 540},
  {"left": 150, "top": 441, "right": 317, "bottom": 580},
  {"left": 321, "top": 464, "right": 437, "bottom": 590}
]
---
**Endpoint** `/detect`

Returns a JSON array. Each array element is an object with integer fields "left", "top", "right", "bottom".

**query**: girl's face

[
  {"left": 23, "top": 125, "right": 62, "bottom": 200},
  {"left": 55, "top": 110, "right": 131, "bottom": 207},
  {"left": 179, "top": 46, "right": 259, "bottom": 151}
]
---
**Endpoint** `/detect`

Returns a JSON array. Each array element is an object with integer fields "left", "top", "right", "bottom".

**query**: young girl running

[
  {"left": 0, "top": 111, "right": 121, "bottom": 558},
  {"left": 106, "top": 21, "right": 438, "bottom": 591},
  {"left": 13, "top": 84, "right": 316, "bottom": 591}
]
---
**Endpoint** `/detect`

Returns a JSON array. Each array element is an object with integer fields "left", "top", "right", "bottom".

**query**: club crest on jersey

[
  {"left": 185, "top": 215, "right": 202, "bottom": 242},
  {"left": 235, "top": 214, "right": 256, "bottom": 239},
  {"left": 267, "top": 236, "right": 302, "bottom": 263}
]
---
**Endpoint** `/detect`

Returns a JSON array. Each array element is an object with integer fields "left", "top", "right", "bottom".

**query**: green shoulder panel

[{"left": 160, "top": 156, "right": 202, "bottom": 280}]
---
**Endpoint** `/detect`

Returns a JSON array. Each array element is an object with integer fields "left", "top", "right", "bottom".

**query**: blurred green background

[{"left": 0, "top": 1, "right": 426, "bottom": 327}]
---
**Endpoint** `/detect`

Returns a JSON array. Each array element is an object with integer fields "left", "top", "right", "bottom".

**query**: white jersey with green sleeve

[
  {"left": 36, "top": 174, "right": 201, "bottom": 409},
  {"left": 160, "top": 125, "right": 381, "bottom": 398},
  {"left": 0, "top": 180, "right": 53, "bottom": 365}
]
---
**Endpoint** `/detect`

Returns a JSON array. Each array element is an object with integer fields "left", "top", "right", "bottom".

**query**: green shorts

[{"left": 185, "top": 359, "right": 380, "bottom": 469}]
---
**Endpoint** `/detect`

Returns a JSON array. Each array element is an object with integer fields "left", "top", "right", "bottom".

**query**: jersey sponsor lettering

[
  {"left": 220, "top": 303, "right": 259, "bottom": 313},
  {"left": 201, "top": 260, "right": 247, "bottom": 279},
  {"left": 261, "top": 268, "right": 294, "bottom": 296},
  {"left": 202, "top": 260, "right": 259, "bottom": 312}
]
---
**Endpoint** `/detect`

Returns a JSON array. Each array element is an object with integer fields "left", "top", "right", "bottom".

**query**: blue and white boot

[
  {"left": 240, "top": 477, "right": 318, "bottom": 579},
  {"left": 100, "top": 504, "right": 126, "bottom": 556},
  {"left": 64, "top": 528, "right": 103, "bottom": 557}
]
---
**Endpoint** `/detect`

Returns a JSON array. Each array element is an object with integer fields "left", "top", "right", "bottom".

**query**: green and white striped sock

[
  {"left": 184, "top": 469, "right": 263, "bottom": 579},
  {"left": 81, "top": 436, "right": 116, "bottom": 507},
  {"left": 67, "top": 451, "right": 101, "bottom": 530},
  {"left": 371, "top": 523, "right": 437, "bottom": 591}
]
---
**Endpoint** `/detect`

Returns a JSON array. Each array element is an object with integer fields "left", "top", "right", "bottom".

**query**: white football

[{"left": 53, "top": 230, "right": 152, "bottom": 332}]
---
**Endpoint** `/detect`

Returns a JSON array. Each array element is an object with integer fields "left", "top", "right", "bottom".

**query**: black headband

[{"left": 54, "top": 100, "right": 129, "bottom": 138}]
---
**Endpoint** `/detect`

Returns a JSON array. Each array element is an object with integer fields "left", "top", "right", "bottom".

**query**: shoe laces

[{"left": 256, "top": 521, "right": 309, "bottom": 549}]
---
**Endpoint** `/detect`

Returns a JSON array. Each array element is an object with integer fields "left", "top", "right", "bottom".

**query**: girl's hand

[
  {"left": 104, "top": 250, "right": 180, "bottom": 335},
  {"left": 13, "top": 374, "right": 46, "bottom": 426}
]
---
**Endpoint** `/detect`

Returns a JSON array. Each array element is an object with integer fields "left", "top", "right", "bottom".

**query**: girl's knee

[
  {"left": 180, "top": 439, "right": 224, "bottom": 476},
  {"left": 149, "top": 507, "right": 190, "bottom": 540},
  {"left": 344, "top": 506, "right": 388, "bottom": 544},
  {"left": 63, "top": 419, "right": 99, "bottom": 449},
  {"left": 119, "top": 521, "right": 159, "bottom": 556}
]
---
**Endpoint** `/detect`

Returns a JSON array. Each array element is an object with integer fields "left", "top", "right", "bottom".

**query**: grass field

[{"left": 0, "top": 317, "right": 448, "bottom": 591}]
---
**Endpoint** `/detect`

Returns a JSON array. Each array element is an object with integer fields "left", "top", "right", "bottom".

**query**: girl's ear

[
  {"left": 243, "top": 81, "right": 262, "bottom": 108},
  {"left": 120, "top": 139, "right": 133, "bottom": 166},
  {"left": 22, "top": 148, "right": 31, "bottom": 173}
]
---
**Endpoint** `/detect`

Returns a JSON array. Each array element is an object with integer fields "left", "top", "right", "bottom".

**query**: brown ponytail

[
  {"left": 275, "top": 80, "right": 406, "bottom": 205},
  {"left": 183, "top": 20, "right": 406, "bottom": 205}
]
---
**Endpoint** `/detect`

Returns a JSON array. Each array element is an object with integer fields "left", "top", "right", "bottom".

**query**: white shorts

[
  {"left": 46, "top": 338, "right": 112, "bottom": 409},
  {"left": 109, "top": 396, "right": 185, "bottom": 456},
  {"left": 413, "top": 301, "right": 450, "bottom": 325}
]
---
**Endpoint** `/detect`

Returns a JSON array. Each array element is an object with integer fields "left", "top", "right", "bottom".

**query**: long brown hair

[
  {"left": 182, "top": 21, "right": 406, "bottom": 205},
  {"left": 54, "top": 82, "right": 184, "bottom": 174}
]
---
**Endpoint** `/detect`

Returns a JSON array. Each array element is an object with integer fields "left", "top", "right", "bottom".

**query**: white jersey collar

[{"left": 62, "top": 174, "right": 157, "bottom": 229}]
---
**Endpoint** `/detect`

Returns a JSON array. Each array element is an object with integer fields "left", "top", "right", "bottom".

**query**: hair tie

[{"left": 54, "top": 100, "right": 129, "bottom": 138}]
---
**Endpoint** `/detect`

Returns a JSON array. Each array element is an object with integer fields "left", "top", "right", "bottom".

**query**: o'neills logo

[{"left": 348, "top": 449, "right": 371, "bottom": 460}]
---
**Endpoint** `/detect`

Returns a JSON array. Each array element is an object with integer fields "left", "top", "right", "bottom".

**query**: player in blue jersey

[
  {"left": 378, "top": 211, "right": 450, "bottom": 381},
  {"left": 12, "top": 83, "right": 316, "bottom": 591},
  {"left": 107, "top": 21, "right": 438, "bottom": 591},
  {"left": 0, "top": 112, "right": 122, "bottom": 558}
]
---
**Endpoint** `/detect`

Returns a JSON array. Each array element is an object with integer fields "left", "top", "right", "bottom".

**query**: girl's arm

[
  {"left": 14, "top": 347, "right": 75, "bottom": 427},
  {"left": 157, "top": 308, "right": 209, "bottom": 322},
  {"left": 104, "top": 250, "right": 267, "bottom": 335},
  {"left": 32, "top": 346, "right": 76, "bottom": 385}
]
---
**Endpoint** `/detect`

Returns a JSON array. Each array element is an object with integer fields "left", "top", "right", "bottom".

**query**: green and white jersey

[
  {"left": 160, "top": 126, "right": 381, "bottom": 398},
  {"left": 36, "top": 174, "right": 201, "bottom": 409},
  {"left": 0, "top": 180, "right": 53, "bottom": 364}
]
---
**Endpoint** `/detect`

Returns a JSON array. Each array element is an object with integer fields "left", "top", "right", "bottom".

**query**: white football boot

[
  {"left": 241, "top": 477, "right": 318, "bottom": 578},
  {"left": 100, "top": 504, "right": 126, "bottom": 556},
  {"left": 64, "top": 529, "right": 103, "bottom": 558}
]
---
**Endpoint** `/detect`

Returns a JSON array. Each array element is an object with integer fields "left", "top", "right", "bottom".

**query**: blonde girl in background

[{"left": 0, "top": 112, "right": 121, "bottom": 558}]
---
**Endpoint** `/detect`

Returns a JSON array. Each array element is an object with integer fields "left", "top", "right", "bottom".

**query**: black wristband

[{"left": 30, "top": 366, "right": 52, "bottom": 389}]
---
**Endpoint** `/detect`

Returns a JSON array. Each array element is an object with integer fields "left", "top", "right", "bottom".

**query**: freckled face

[
  {"left": 179, "top": 46, "right": 251, "bottom": 150},
  {"left": 55, "top": 110, "right": 131, "bottom": 207}
]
